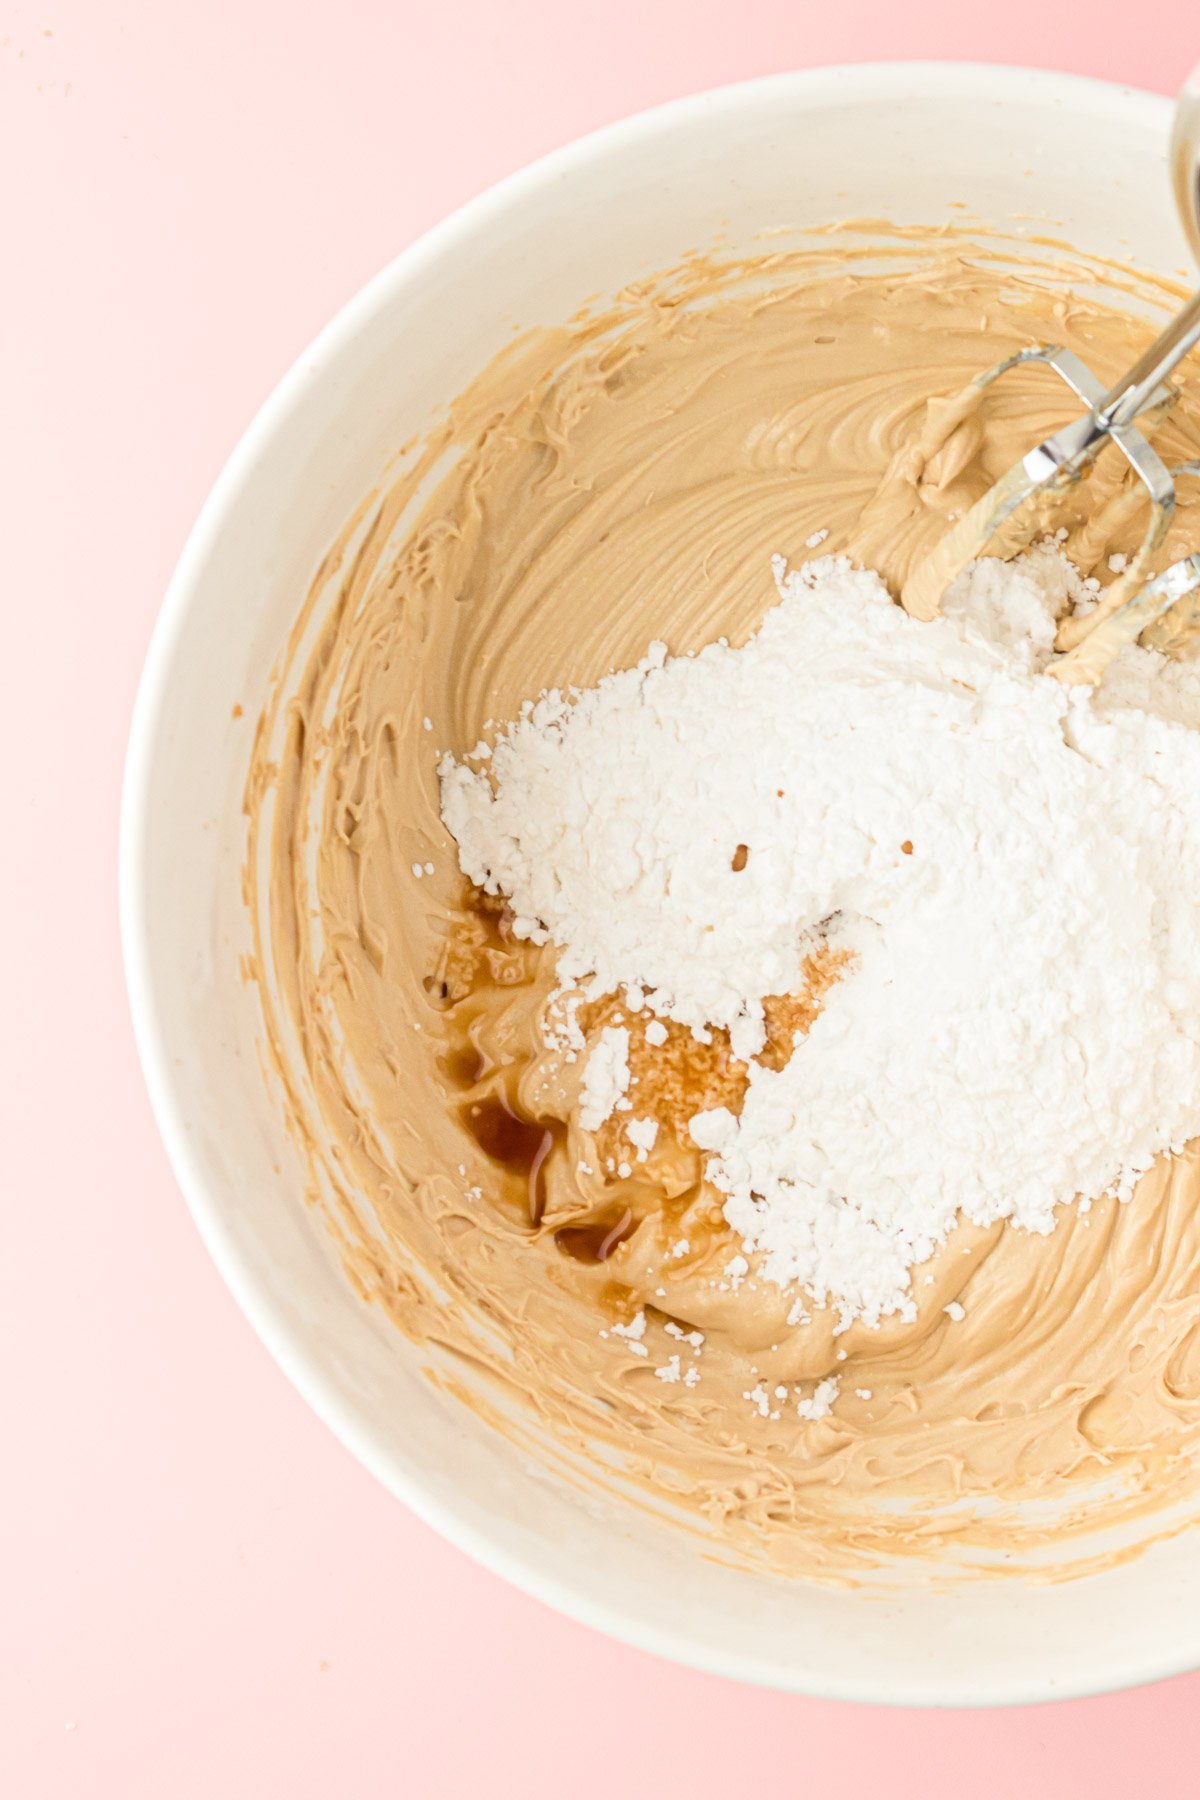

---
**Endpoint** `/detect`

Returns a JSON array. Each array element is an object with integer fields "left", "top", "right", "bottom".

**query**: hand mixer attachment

[{"left": 900, "top": 65, "right": 1200, "bottom": 686}]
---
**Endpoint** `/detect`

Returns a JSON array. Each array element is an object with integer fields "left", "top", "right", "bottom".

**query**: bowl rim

[{"left": 120, "top": 60, "right": 1186, "bottom": 1708}]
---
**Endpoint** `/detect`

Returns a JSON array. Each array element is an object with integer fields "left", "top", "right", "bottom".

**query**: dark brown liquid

[
  {"left": 460, "top": 1092, "right": 559, "bottom": 1227},
  {"left": 555, "top": 1206, "right": 637, "bottom": 1265}
]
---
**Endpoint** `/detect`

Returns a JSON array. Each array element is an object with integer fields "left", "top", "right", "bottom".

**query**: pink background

[{"left": 5, "top": 0, "right": 1200, "bottom": 1793}]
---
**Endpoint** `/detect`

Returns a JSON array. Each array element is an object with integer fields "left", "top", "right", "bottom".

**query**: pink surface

[{"left": 6, "top": 1, "right": 1200, "bottom": 1793}]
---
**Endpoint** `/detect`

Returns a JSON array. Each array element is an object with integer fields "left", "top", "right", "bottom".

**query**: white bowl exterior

[{"left": 122, "top": 65, "right": 1200, "bottom": 1704}]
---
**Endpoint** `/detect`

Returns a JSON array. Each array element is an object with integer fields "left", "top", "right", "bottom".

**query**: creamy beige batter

[{"left": 246, "top": 227, "right": 1200, "bottom": 1580}]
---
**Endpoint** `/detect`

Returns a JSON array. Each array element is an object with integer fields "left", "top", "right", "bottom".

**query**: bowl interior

[{"left": 123, "top": 65, "right": 1200, "bottom": 1703}]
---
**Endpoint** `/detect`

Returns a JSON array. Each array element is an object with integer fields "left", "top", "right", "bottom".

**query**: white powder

[
  {"left": 796, "top": 1376, "right": 840, "bottom": 1421},
  {"left": 440, "top": 547, "right": 1200, "bottom": 1326},
  {"left": 723, "top": 1254, "right": 749, "bottom": 1290},
  {"left": 664, "top": 1321, "right": 704, "bottom": 1347},
  {"left": 644, "top": 1019, "right": 668, "bottom": 1047},
  {"left": 577, "top": 1025, "right": 630, "bottom": 1131},
  {"left": 626, "top": 1116, "right": 658, "bottom": 1160},
  {"left": 690, "top": 1107, "right": 738, "bottom": 1153},
  {"left": 609, "top": 1309, "right": 648, "bottom": 1356},
  {"left": 743, "top": 1375, "right": 838, "bottom": 1422}
]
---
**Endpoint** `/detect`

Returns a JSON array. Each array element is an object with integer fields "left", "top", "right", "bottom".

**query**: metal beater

[{"left": 901, "top": 65, "right": 1200, "bottom": 685}]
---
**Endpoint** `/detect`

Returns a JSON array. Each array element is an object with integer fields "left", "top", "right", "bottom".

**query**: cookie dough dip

[{"left": 247, "top": 227, "right": 1200, "bottom": 1582}]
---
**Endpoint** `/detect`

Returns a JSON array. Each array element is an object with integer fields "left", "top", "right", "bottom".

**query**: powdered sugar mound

[
  {"left": 940, "top": 538, "right": 1088, "bottom": 671},
  {"left": 442, "top": 563, "right": 926, "bottom": 1058},
  {"left": 439, "top": 547, "right": 1200, "bottom": 1325}
]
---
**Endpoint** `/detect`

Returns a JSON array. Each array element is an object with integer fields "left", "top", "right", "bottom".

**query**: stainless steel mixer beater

[{"left": 901, "top": 64, "right": 1200, "bottom": 685}]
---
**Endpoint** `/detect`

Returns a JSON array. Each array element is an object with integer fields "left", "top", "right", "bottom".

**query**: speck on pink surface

[{"left": 4, "top": 1, "right": 1200, "bottom": 1794}]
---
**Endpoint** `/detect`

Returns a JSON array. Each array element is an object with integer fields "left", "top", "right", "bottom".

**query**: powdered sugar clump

[
  {"left": 796, "top": 1376, "right": 840, "bottom": 1421},
  {"left": 577, "top": 1026, "right": 630, "bottom": 1131},
  {"left": 626, "top": 1116, "right": 658, "bottom": 1160},
  {"left": 440, "top": 546, "right": 1200, "bottom": 1326}
]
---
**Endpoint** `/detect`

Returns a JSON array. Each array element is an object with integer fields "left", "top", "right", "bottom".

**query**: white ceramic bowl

[{"left": 122, "top": 63, "right": 1200, "bottom": 1705}]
